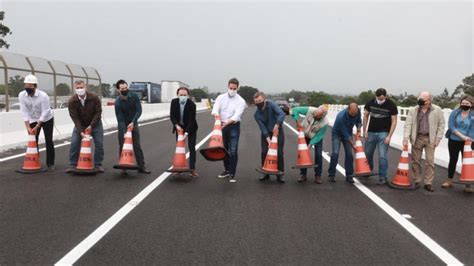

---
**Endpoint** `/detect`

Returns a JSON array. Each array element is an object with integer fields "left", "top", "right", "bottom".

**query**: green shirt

[{"left": 291, "top": 106, "right": 328, "bottom": 145}]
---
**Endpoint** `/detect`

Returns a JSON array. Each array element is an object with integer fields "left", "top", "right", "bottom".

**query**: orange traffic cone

[
  {"left": 72, "top": 129, "right": 97, "bottom": 175},
  {"left": 457, "top": 141, "right": 474, "bottom": 184},
  {"left": 167, "top": 129, "right": 191, "bottom": 173},
  {"left": 353, "top": 133, "right": 374, "bottom": 177},
  {"left": 16, "top": 133, "right": 47, "bottom": 174},
  {"left": 113, "top": 127, "right": 139, "bottom": 170},
  {"left": 292, "top": 126, "right": 317, "bottom": 169},
  {"left": 256, "top": 131, "right": 284, "bottom": 175},
  {"left": 200, "top": 115, "right": 229, "bottom": 161},
  {"left": 388, "top": 144, "right": 415, "bottom": 190}
]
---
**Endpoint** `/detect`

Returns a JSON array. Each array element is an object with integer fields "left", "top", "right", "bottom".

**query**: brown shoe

[
  {"left": 424, "top": 184, "right": 434, "bottom": 192},
  {"left": 297, "top": 175, "right": 307, "bottom": 183},
  {"left": 95, "top": 165, "right": 105, "bottom": 173},
  {"left": 441, "top": 179, "right": 453, "bottom": 189},
  {"left": 464, "top": 185, "right": 473, "bottom": 194},
  {"left": 190, "top": 170, "right": 199, "bottom": 177},
  {"left": 315, "top": 176, "right": 322, "bottom": 184},
  {"left": 414, "top": 182, "right": 421, "bottom": 189}
]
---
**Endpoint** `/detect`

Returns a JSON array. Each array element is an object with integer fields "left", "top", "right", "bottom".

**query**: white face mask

[
  {"left": 75, "top": 88, "right": 86, "bottom": 96},
  {"left": 228, "top": 89, "right": 237, "bottom": 97},
  {"left": 376, "top": 99, "right": 385, "bottom": 105}
]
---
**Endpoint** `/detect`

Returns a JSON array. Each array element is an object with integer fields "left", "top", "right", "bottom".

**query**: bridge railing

[{"left": 0, "top": 52, "right": 102, "bottom": 112}]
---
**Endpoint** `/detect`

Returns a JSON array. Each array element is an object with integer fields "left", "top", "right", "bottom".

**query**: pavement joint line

[
  {"left": 283, "top": 121, "right": 463, "bottom": 266},
  {"left": 54, "top": 130, "right": 213, "bottom": 266},
  {"left": 0, "top": 110, "right": 210, "bottom": 163}
]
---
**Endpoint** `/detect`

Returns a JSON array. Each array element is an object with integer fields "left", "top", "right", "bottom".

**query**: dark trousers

[
  {"left": 222, "top": 122, "right": 240, "bottom": 176},
  {"left": 260, "top": 129, "right": 285, "bottom": 174},
  {"left": 300, "top": 137, "right": 323, "bottom": 177},
  {"left": 448, "top": 139, "right": 474, "bottom": 179},
  {"left": 118, "top": 122, "right": 145, "bottom": 167},
  {"left": 30, "top": 117, "right": 55, "bottom": 167},
  {"left": 175, "top": 131, "right": 197, "bottom": 170}
]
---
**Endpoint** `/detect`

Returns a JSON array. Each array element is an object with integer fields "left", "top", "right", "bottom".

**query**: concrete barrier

[{"left": 0, "top": 101, "right": 209, "bottom": 152}]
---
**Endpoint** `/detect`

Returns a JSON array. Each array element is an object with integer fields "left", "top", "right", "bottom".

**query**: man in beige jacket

[{"left": 403, "top": 91, "right": 445, "bottom": 192}]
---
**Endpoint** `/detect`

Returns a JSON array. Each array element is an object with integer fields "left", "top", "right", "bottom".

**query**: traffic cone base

[
  {"left": 166, "top": 167, "right": 192, "bottom": 173},
  {"left": 291, "top": 163, "right": 317, "bottom": 169},
  {"left": 199, "top": 146, "right": 229, "bottom": 161},
  {"left": 16, "top": 168, "right": 48, "bottom": 174},
  {"left": 71, "top": 168, "right": 98, "bottom": 175},
  {"left": 16, "top": 134, "right": 48, "bottom": 174},
  {"left": 255, "top": 167, "right": 284, "bottom": 175},
  {"left": 114, "top": 130, "right": 139, "bottom": 171}
]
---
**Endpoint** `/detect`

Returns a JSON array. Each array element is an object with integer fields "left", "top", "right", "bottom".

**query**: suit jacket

[{"left": 170, "top": 98, "right": 198, "bottom": 134}]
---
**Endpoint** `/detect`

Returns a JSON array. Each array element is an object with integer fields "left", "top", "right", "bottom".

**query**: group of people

[{"left": 18, "top": 75, "right": 473, "bottom": 192}]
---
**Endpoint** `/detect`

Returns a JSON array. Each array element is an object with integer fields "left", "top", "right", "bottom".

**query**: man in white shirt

[
  {"left": 211, "top": 78, "right": 246, "bottom": 182},
  {"left": 19, "top": 74, "right": 55, "bottom": 171}
]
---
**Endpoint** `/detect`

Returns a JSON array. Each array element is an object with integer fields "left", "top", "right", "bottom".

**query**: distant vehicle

[
  {"left": 161, "top": 80, "right": 190, "bottom": 103},
  {"left": 129, "top": 82, "right": 162, "bottom": 103},
  {"left": 288, "top": 98, "right": 299, "bottom": 107},
  {"left": 275, "top": 100, "right": 290, "bottom": 115}
]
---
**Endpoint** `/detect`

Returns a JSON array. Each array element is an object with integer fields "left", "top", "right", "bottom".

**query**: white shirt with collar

[
  {"left": 211, "top": 92, "right": 246, "bottom": 123},
  {"left": 19, "top": 89, "right": 54, "bottom": 123},
  {"left": 79, "top": 93, "right": 87, "bottom": 106}
]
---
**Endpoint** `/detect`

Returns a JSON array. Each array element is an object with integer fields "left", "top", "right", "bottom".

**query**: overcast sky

[{"left": 1, "top": 1, "right": 472, "bottom": 95}]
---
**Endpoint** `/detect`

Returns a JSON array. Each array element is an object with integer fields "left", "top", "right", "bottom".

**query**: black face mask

[
  {"left": 120, "top": 90, "right": 129, "bottom": 96},
  {"left": 255, "top": 102, "right": 265, "bottom": 109},
  {"left": 417, "top": 99, "right": 425, "bottom": 106},
  {"left": 460, "top": 105, "right": 471, "bottom": 111},
  {"left": 25, "top": 88, "right": 34, "bottom": 95}
]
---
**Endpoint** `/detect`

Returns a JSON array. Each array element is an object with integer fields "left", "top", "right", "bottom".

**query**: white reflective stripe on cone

[
  {"left": 123, "top": 143, "right": 133, "bottom": 150},
  {"left": 464, "top": 145, "right": 472, "bottom": 152},
  {"left": 271, "top": 137, "right": 278, "bottom": 143},
  {"left": 355, "top": 152, "right": 366, "bottom": 159},
  {"left": 356, "top": 141, "right": 362, "bottom": 146},
  {"left": 267, "top": 149, "right": 278, "bottom": 156},
  {"left": 398, "top": 163, "right": 409, "bottom": 170},
  {"left": 177, "top": 135, "right": 185, "bottom": 141},
  {"left": 212, "top": 130, "right": 222, "bottom": 136},
  {"left": 175, "top": 147, "right": 186, "bottom": 154},
  {"left": 80, "top": 147, "right": 92, "bottom": 153},
  {"left": 214, "top": 120, "right": 220, "bottom": 125},
  {"left": 298, "top": 144, "right": 308, "bottom": 150},
  {"left": 402, "top": 151, "right": 409, "bottom": 158},
  {"left": 125, "top": 132, "right": 132, "bottom": 138},
  {"left": 26, "top": 147, "right": 38, "bottom": 154},
  {"left": 298, "top": 131, "right": 305, "bottom": 138},
  {"left": 28, "top": 135, "right": 36, "bottom": 141},
  {"left": 463, "top": 157, "right": 474, "bottom": 164}
]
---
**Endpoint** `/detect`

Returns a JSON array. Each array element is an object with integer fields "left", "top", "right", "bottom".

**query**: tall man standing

[
  {"left": 170, "top": 87, "right": 198, "bottom": 177},
  {"left": 19, "top": 74, "right": 55, "bottom": 171},
  {"left": 328, "top": 102, "right": 362, "bottom": 183},
  {"left": 363, "top": 88, "right": 398, "bottom": 185},
  {"left": 403, "top": 91, "right": 445, "bottom": 192},
  {"left": 254, "top": 91, "right": 286, "bottom": 183},
  {"left": 115, "top": 79, "right": 151, "bottom": 174},
  {"left": 211, "top": 78, "right": 246, "bottom": 183},
  {"left": 65, "top": 80, "right": 104, "bottom": 173}
]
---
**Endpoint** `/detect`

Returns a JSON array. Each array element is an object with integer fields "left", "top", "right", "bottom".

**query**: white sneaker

[
  {"left": 218, "top": 171, "right": 230, "bottom": 179},
  {"left": 229, "top": 176, "right": 237, "bottom": 183}
]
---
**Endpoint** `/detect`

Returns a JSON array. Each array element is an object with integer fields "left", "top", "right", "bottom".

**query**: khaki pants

[{"left": 411, "top": 135, "right": 435, "bottom": 185}]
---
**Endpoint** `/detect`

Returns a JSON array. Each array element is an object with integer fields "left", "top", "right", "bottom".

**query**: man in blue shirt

[
  {"left": 254, "top": 91, "right": 286, "bottom": 183},
  {"left": 328, "top": 102, "right": 362, "bottom": 183},
  {"left": 115, "top": 79, "right": 151, "bottom": 174}
]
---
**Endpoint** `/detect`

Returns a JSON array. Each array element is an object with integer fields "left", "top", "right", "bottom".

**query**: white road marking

[
  {"left": 283, "top": 121, "right": 463, "bottom": 266},
  {"left": 55, "top": 131, "right": 212, "bottom": 266}
]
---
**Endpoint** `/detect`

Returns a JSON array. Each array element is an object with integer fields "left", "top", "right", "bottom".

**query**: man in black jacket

[{"left": 170, "top": 87, "right": 198, "bottom": 177}]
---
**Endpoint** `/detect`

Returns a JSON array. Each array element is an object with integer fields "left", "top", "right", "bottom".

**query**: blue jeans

[
  {"left": 364, "top": 132, "right": 389, "bottom": 180},
  {"left": 222, "top": 122, "right": 240, "bottom": 176},
  {"left": 300, "top": 139, "right": 323, "bottom": 177},
  {"left": 328, "top": 133, "right": 354, "bottom": 177},
  {"left": 69, "top": 122, "right": 104, "bottom": 166}
]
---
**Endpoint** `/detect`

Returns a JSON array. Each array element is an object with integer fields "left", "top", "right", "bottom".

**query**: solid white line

[
  {"left": 283, "top": 121, "right": 463, "bottom": 266},
  {"left": 55, "top": 131, "right": 212, "bottom": 266}
]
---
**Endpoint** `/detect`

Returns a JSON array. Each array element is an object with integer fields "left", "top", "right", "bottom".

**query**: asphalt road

[{"left": 0, "top": 108, "right": 472, "bottom": 265}]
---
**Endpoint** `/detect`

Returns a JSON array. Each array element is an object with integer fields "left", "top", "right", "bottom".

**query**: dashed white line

[{"left": 283, "top": 121, "right": 463, "bottom": 266}]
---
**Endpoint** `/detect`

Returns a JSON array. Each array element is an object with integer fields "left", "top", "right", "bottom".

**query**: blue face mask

[
  {"left": 179, "top": 96, "right": 188, "bottom": 104},
  {"left": 25, "top": 88, "right": 34, "bottom": 95}
]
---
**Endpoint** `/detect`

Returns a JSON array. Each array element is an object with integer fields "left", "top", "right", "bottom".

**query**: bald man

[
  {"left": 403, "top": 91, "right": 445, "bottom": 192},
  {"left": 328, "top": 103, "right": 362, "bottom": 183}
]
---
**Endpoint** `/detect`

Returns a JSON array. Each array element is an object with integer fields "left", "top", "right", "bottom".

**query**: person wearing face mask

[
  {"left": 253, "top": 91, "right": 286, "bottom": 183},
  {"left": 403, "top": 91, "right": 445, "bottom": 192},
  {"left": 291, "top": 105, "right": 329, "bottom": 184},
  {"left": 211, "top": 78, "right": 246, "bottom": 183},
  {"left": 328, "top": 102, "right": 362, "bottom": 183},
  {"left": 362, "top": 88, "right": 398, "bottom": 185},
  {"left": 65, "top": 80, "right": 104, "bottom": 173},
  {"left": 114, "top": 79, "right": 151, "bottom": 174},
  {"left": 170, "top": 87, "right": 198, "bottom": 177},
  {"left": 442, "top": 96, "right": 474, "bottom": 193},
  {"left": 18, "top": 74, "right": 55, "bottom": 171}
]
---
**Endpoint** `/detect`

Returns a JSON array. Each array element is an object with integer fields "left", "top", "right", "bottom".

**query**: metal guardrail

[{"left": 0, "top": 52, "right": 102, "bottom": 112}]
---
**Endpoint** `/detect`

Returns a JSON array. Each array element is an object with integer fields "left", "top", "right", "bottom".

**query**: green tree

[
  {"left": 339, "top": 96, "right": 358, "bottom": 105},
  {"left": 453, "top": 73, "right": 474, "bottom": 97},
  {"left": 400, "top": 95, "right": 418, "bottom": 107},
  {"left": 8, "top": 75, "right": 24, "bottom": 97},
  {"left": 433, "top": 88, "right": 456, "bottom": 109},
  {"left": 190, "top": 86, "right": 209, "bottom": 102},
  {"left": 101, "top": 83, "right": 112, "bottom": 97},
  {"left": 285, "top": 90, "right": 305, "bottom": 103},
  {"left": 238, "top": 86, "right": 259, "bottom": 105},
  {"left": 306, "top": 91, "right": 336, "bottom": 107},
  {"left": 357, "top": 90, "right": 375, "bottom": 105},
  {"left": 0, "top": 11, "right": 12, "bottom": 49},
  {"left": 56, "top": 83, "right": 71, "bottom": 96}
]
